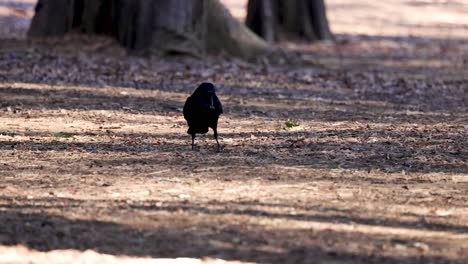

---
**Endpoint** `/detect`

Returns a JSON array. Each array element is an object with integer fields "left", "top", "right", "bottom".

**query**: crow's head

[
  {"left": 194, "top": 82, "right": 217, "bottom": 109},
  {"left": 195, "top": 82, "right": 216, "bottom": 95}
]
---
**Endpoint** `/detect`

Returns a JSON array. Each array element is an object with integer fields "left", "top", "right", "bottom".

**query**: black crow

[{"left": 183, "top": 82, "right": 223, "bottom": 151}]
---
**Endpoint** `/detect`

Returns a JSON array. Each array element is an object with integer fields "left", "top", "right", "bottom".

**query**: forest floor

[{"left": 0, "top": 0, "right": 467, "bottom": 263}]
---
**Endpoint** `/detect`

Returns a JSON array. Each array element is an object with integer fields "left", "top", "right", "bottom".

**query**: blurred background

[{"left": 1, "top": 0, "right": 467, "bottom": 39}]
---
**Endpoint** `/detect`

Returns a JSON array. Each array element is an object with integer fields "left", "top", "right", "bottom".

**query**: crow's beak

[{"left": 209, "top": 95, "right": 215, "bottom": 109}]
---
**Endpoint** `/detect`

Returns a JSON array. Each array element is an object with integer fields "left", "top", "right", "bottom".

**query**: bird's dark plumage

[{"left": 183, "top": 82, "right": 223, "bottom": 151}]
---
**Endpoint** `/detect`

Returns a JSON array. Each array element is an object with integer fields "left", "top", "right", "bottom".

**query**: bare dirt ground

[{"left": 0, "top": 0, "right": 467, "bottom": 263}]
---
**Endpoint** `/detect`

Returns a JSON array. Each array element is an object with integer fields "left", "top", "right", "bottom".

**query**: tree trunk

[
  {"left": 28, "top": 0, "right": 269, "bottom": 60},
  {"left": 246, "top": 0, "right": 333, "bottom": 42}
]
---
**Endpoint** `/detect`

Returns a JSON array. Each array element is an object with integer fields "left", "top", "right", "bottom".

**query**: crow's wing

[
  {"left": 183, "top": 96, "right": 195, "bottom": 121},
  {"left": 213, "top": 94, "right": 223, "bottom": 114}
]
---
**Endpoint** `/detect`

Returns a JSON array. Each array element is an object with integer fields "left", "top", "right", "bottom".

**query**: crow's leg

[
  {"left": 191, "top": 134, "right": 196, "bottom": 150},
  {"left": 213, "top": 129, "right": 221, "bottom": 152}
]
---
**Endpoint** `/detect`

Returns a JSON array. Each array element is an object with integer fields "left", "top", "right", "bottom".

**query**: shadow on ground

[
  {"left": 0, "top": 196, "right": 465, "bottom": 263},
  {"left": 1, "top": 125, "right": 466, "bottom": 175}
]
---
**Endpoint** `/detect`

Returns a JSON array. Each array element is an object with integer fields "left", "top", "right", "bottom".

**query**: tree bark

[
  {"left": 246, "top": 0, "right": 333, "bottom": 42},
  {"left": 28, "top": 0, "right": 75, "bottom": 37},
  {"left": 28, "top": 0, "right": 269, "bottom": 60}
]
